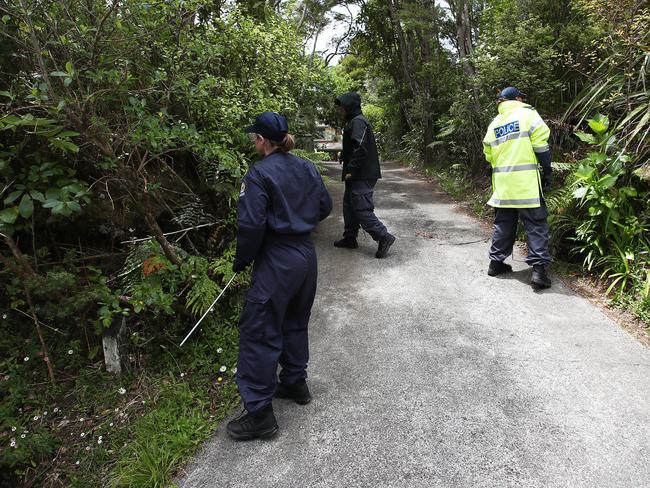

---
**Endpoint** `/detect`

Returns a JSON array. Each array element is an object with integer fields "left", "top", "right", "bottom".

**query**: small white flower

[
  {"left": 11, "top": 427, "right": 16, "bottom": 432},
  {"left": 233, "top": 367, "right": 237, "bottom": 374},
  {"left": 180, "top": 373, "right": 185, "bottom": 377},
  {"left": 80, "top": 433, "right": 85, "bottom": 438},
  {"left": 141, "top": 400, "right": 146, "bottom": 404},
  {"left": 24, "top": 357, "right": 29, "bottom": 362},
  {"left": 33, "top": 415, "right": 39, "bottom": 421},
  {"left": 2, "top": 314, "right": 7, "bottom": 319},
  {"left": 109, "top": 422, "right": 114, "bottom": 427},
  {"left": 85, "top": 446, "right": 90, "bottom": 451},
  {"left": 219, "top": 366, "right": 227, "bottom": 372},
  {"left": 68, "top": 350, "right": 73, "bottom": 355},
  {"left": 114, "top": 408, "right": 119, "bottom": 412},
  {"left": 75, "top": 461, "right": 80, "bottom": 465},
  {"left": 43, "top": 411, "right": 47, "bottom": 416},
  {"left": 79, "top": 417, "right": 85, "bottom": 422},
  {"left": 20, "top": 434, "right": 26, "bottom": 439},
  {"left": 216, "top": 347, "right": 223, "bottom": 353},
  {"left": 97, "top": 439, "right": 103, "bottom": 444},
  {"left": 98, "top": 435, "right": 103, "bottom": 440},
  {"left": 128, "top": 228, "right": 135, "bottom": 233},
  {"left": 118, "top": 387, "right": 126, "bottom": 395},
  {"left": 53, "top": 407, "right": 59, "bottom": 413}
]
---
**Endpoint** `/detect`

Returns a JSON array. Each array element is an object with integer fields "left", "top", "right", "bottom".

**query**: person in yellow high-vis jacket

[{"left": 483, "top": 87, "right": 552, "bottom": 289}]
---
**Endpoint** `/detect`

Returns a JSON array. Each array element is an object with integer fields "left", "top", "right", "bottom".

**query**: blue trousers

[
  {"left": 489, "top": 206, "right": 551, "bottom": 266},
  {"left": 236, "top": 235, "right": 317, "bottom": 413},
  {"left": 343, "top": 179, "right": 388, "bottom": 242}
]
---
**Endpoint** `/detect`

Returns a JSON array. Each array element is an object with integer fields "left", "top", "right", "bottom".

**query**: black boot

[
  {"left": 531, "top": 265, "right": 552, "bottom": 289},
  {"left": 375, "top": 233, "right": 396, "bottom": 258},
  {"left": 334, "top": 237, "right": 358, "bottom": 249},
  {"left": 226, "top": 405, "right": 278, "bottom": 440},
  {"left": 487, "top": 260, "right": 512, "bottom": 276},
  {"left": 275, "top": 379, "right": 312, "bottom": 405}
]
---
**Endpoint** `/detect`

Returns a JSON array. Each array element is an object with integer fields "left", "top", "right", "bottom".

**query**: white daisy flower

[
  {"left": 24, "top": 357, "right": 29, "bottom": 362},
  {"left": 219, "top": 366, "right": 227, "bottom": 372},
  {"left": 118, "top": 387, "right": 126, "bottom": 395},
  {"left": 216, "top": 347, "right": 223, "bottom": 353}
]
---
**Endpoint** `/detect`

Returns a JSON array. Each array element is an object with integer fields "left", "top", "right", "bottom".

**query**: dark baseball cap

[
  {"left": 498, "top": 87, "right": 527, "bottom": 100},
  {"left": 244, "top": 112, "right": 288, "bottom": 142}
]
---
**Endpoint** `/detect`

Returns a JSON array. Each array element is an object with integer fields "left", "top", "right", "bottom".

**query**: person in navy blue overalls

[{"left": 227, "top": 112, "right": 332, "bottom": 440}]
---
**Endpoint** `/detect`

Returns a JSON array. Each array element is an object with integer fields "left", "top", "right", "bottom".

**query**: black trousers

[
  {"left": 489, "top": 206, "right": 551, "bottom": 266},
  {"left": 342, "top": 179, "right": 388, "bottom": 242}
]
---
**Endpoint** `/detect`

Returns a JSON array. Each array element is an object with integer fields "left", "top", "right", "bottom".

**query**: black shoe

[
  {"left": 334, "top": 237, "right": 358, "bottom": 249},
  {"left": 375, "top": 233, "right": 396, "bottom": 258},
  {"left": 275, "top": 380, "right": 312, "bottom": 405},
  {"left": 487, "top": 260, "right": 513, "bottom": 276},
  {"left": 531, "top": 265, "right": 552, "bottom": 289},
  {"left": 226, "top": 405, "right": 278, "bottom": 440}
]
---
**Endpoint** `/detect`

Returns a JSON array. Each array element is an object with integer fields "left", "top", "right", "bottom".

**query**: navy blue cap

[
  {"left": 244, "top": 112, "right": 288, "bottom": 142},
  {"left": 498, "top": 87, "right": 527, "bottom": 101}
]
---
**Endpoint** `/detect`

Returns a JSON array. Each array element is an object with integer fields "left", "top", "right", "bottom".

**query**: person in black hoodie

[{"left": 334, "top": 92, "right": 396, "bottom": 258}]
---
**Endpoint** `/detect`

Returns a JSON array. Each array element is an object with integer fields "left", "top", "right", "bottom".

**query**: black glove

[
  {"left": 542, "top": 169, "right": 553, "bottom": 192},
  {"left": 536, "top": 150, "right": 552, "bottom": 192},
  {"left": 232, "top": 258, "right": 247, "bottom": 273}
]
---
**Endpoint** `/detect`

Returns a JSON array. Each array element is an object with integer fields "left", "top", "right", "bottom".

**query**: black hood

[{"left": 335, "top": 92, "right": 362, "bottom": 121}]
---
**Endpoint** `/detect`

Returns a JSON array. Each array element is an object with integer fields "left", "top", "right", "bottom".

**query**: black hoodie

[{"left": 335, "top": 92, "right": 381, "bottom": 182}]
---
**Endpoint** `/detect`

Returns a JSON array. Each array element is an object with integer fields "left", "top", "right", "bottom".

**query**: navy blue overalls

[{"left": 233, "top": 150, "right": 332, "bottom": 413}]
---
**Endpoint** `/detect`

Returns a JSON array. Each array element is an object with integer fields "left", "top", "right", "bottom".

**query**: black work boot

[
  {"left": 334, "top": 237, "right": 358, "bottom": 249},
  {"left": 375, "top": 233, "right": 396, "bottom": 258},
  {"left": 487, "top": 260, "right": 513, "bottom": 276},
  {"left": 275, "top": 379, "right": 312, "bottom": 405},
  {"left": 226, "top": 405, "right": 278, "bottom": 440},
  {"left": 531, "top": 265, "right": 552, "bottom": 289}
]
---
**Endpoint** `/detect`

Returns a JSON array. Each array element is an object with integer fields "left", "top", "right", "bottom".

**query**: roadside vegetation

[
  {"left": 1, "top": 1, "right": 648, "bottom": 486},
  {"left": 339, "top": 0, "right": 649, "bottom": 325}
]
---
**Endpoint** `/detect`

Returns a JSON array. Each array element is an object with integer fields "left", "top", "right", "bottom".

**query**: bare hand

[{"left": 344, "top": 173, "right": 352, "bottom": 180}]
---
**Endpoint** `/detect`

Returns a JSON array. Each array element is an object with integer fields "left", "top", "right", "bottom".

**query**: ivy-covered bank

[{"left": 0, "top": 1, "right": 347, "bottom": 486}]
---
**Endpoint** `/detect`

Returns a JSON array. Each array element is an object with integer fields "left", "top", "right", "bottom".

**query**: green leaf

[
  {"left": 599, "top": 174, "right": 618, "bottom": 189},
  {"left": 588, "top": 114, "right": 609, "bottom": 134},
  {"left": 57, "top": 130, "right": 80, "bottom": 138},
  {"left": 68, "top": 201, "right": 81, "bottom": 213},
  {"left": 29, "top": 190, "right": 45, "bottom": 202},
  {"left": 574, "top": 164, "right": 594, "bottom": 179},
  {"left": 50, "top": 138, "right": 79, "bottom": 153},
  {"left": 50, "top": 71, "right": 69, "bottom": 77},
  {"left": 52, "top": 202, "right": 67, "bottom": 215},
  {"left": 0, "top": 90, "right": 13, "bottom": 100},
  {"left": 42, "top": 199, "right": 60, "bottom": 209},
  {"left": 575, "top": 131, "right": 596, "bottom": 144},
  {"left": 64, "top": 77, "right": 73, "bottom": 87},
  {"left": 4, "top": 190, "right": 24, "bottom": 205},
  {"left": 0, "top": 206, "right": 19, "bottom": 224},
  {"left": 19, "top": 194, "right": 33, "bottom": 218},
  {"left": 65, "top": 61, "right": 74, "bottom": 75}
]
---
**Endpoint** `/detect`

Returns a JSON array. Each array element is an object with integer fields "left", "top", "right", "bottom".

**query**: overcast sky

[{"left": 307, "top": 3, "right": 360, "bottom": 65}]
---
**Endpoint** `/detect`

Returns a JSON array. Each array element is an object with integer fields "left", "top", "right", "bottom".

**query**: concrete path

[{"left": 179, "top": 161, "right": 650, "bottom": 488}]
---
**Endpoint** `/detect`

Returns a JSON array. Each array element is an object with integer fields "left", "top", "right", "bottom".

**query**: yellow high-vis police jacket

[{"left": 483, "top": 100, "right": 550, "bottom": 208}]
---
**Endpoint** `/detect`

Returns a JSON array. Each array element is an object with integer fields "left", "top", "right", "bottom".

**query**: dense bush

[{"left": 0, "top": 0, "right": 338, "bottom": 484}]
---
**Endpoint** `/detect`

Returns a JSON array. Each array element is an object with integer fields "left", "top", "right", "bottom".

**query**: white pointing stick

[{"left": 179, "top": 273, "right": 238, "bottom": 347}]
